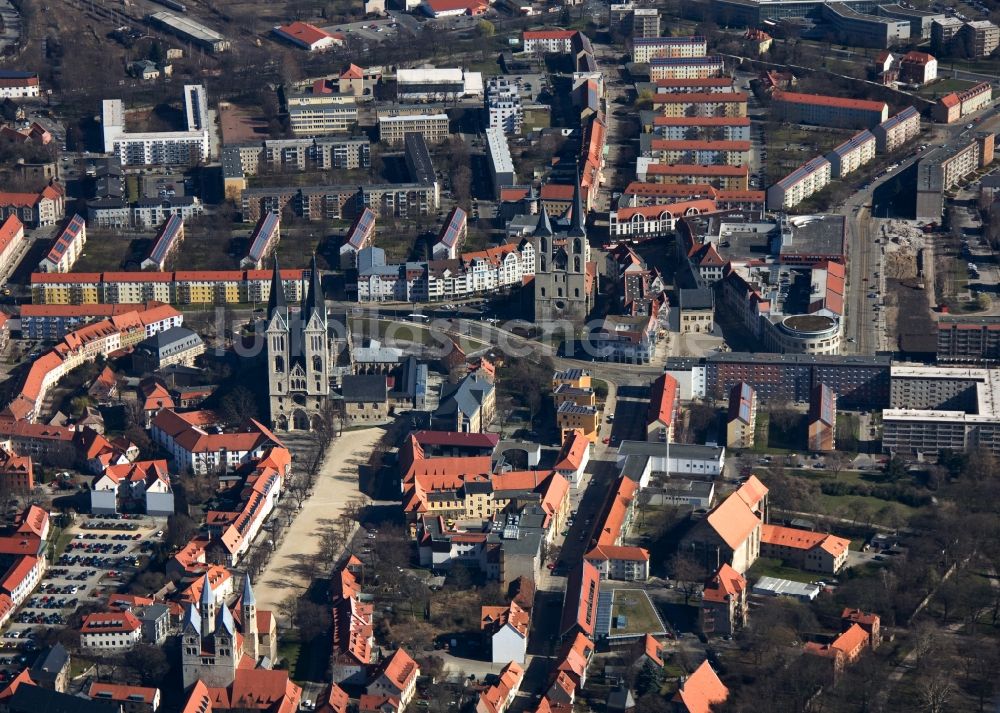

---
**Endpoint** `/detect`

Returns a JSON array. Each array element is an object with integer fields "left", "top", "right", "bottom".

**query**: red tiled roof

[
  {"left": 706, "top": 492, "right": 760, "bottom": 551},
  {"left": 274, "top": 21, "right": 333, "bottom": 46},
  {"left": 673, "top": 661, "right": 728, "bottom": 713},
  {"left": 761, "top": 524, "right": 849, "bottom": 557},
  {"left": 88, "top": 682, "right": 158, "bottom": 705},
  {"left": 772, "top": 89, "right": 887, "bottom": 112},
  {"left": 702, "top": 563, "right": 746, "bottom": 604}
]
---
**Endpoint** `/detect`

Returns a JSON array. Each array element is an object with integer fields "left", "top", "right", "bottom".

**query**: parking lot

[{"left": 0, "top": 514, "right": 166, "bottom": 677}]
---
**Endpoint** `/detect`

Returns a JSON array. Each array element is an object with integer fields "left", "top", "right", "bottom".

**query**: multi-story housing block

[
  {"left": 632, "top": 36, "right": 707, "bottom": 63},
  {"left": 649, "top": 56, "right": 725, "bottom": 80},
  {"left": 767, "top": 156, "right": 832, "bottom": 210},
  {"left": 771, "top": 90, "right": 889, "bottom": 129},
  {"left": 826, "top": 130, "right": 877, "bottom": 178},
  {"left": 873, "top": 106, "right": 921, "bottom": 152}
]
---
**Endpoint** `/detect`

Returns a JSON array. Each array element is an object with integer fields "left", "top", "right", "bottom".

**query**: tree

[
  {"left": 220, "top": 386, "right": 259, "bottom": 428},
  {"left": 477, "top": 20, "right": 495, "bottom": 37},
  {"left": 826, "top": 450, "right": 851, "bottom": 479},
  {"left": 668, "top": 554, "right": 706, "bottom": 605},
  {"left": 918, "top": 670, "right": 956, "bottom": 713},
  {"left": 165, "top": 513, "right": 198, "bottom": 550},
  {"left": 634, "top": 660, "right": 664, "bottom": 696},
  {"left": 129, "top": 644, "right": 170, "bottom": 686}
]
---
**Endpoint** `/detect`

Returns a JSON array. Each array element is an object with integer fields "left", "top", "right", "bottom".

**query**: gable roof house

[{"left": 679, "top": 488, "right": 762, "bottom": 574}]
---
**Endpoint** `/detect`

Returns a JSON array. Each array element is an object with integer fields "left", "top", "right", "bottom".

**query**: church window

[
  {"left": 540, "top": 257, "right": 546, "bottom": 271},
  {"left": 540, "top": 237, "right": 548, "bottom": 254},
  {"left": 313, "top": 355, "right": 323, "bottom": 372},
  {"left": 573, "top": 238, "right": 582, "bottom": 254},
  {"left": 558, "top": 288, "right": 563, "bottom": 297},
  {"left": 574, "top": 256, "right": 581, "bottom": 272},
  {"left": 575, "top": 288, "right": 580, "bottom": 297},
  {"left": 274, "top": 356, "right": 284, "bottom": 373},
  {"left": 541, "top": 288, "right": 546, "bottom": 297}
]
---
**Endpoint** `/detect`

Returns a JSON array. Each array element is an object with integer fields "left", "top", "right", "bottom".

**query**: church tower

[
  {"left": 241, "top": 572, "right": 259, "bottom": 661},
  {"left": 199, "top": 572, "right": 215, "bottom": 639},
  {"left": 533, "top": 171, "right": 592, "bottom": 325},
  {"left": 302, "top": 255, "right": 330, "bottom": 410}
]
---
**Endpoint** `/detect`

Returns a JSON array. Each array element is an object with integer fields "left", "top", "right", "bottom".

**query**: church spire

[
  {"left": 568, "top": 166, "right": 586, "bottom": 238},
  {"left": 306, "top": 255, "right": 324, "bottom": 323},
  {"left": 242, "top": 572, "right": 256, "bottom": 607},
  {"left": 535, "top": 204, "right": 553, "bottom": 237},
  {"left": 267, "top": 255, "right": 287, "bottom": 320}
]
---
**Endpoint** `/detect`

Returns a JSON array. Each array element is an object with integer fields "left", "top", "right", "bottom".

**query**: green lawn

[
  {"left": 610, "top": 589, "right": 664, "bottom": 636},
  {"left": 815, "top": 493, "right": 918, "bottom": 524},
  {"left": 914, "top": 77, "right": 976, "bottom": 99}
]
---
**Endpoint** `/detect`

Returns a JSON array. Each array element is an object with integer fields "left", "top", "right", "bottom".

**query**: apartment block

[
  {"left": 873, "top": 106, "right": 920, "bottom": 152},
  {"left": 937, "top": 315, "right": 1000, "bottom": 361},
  {"left": 933, "top": 81, "right": 992, "bottom": 123},
  {"left": 726, "top": 381, "right": 757, "bottom": 448},
  {"left": 826, "top": 130, "right": 876, "bottom": 178},
  {"left": 649, "top": 56, "right": 725, "bottom": 80},
  {"left": 486, "top": 77, "right": 524, "bottom": 135},
  {"left": 37, "top": 214, "right": 87, "bottom": 273},
  {"left": 808, "top": 383, "right": 837, "bottom": 452},
  {"left": 959, "top": 20, "right": 1000, "bottom": 57},
  {"left": 637, "top": 161, "right": 749, "bottom": 190},
  {"left": 632, "top": 8, "right": 660, "bottom": 37},
  {"left": 632, "top": 36, "right": 707, "bottom": 63},
  {"left": 771, "top": 90, "right": 889, "bottom": 129},
  {"left": 641, "top": 138, "right": 751, "bottom": 166},
  {"left": 648, "top": 115, "right": 752, "bottom": 141},
  {"left": 522, "top": 30, "right": 576, "bottom": 53},
  {"left": 377, "top": 110, "right": 450, "bottom": 144},
  {"left": 102, "top": 85, "right": 210, "bottom": 166},
  {"left": 915, "top": 134, "right": 992, "bottom": 219},
  {"left": 766, "top": 156, "right": 832, "bottom": 210},
  {"left": 651, "top": 91, "right": 748, "bottom": 118}
]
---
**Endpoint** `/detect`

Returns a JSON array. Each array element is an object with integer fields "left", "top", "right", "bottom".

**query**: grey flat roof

[
  {"left": 706, "top": 352, "right": 891, "bottom": 366},
  {"left": 617, "top": 440, "right": 725, "bottom": 460}
]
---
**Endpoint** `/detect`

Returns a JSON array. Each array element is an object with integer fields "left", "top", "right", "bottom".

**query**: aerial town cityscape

[{"left": 0, "top": 0, "right": 997, "bottom": 710}]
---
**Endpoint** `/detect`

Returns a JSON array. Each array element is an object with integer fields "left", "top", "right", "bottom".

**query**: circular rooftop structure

[{"left": 779, "top": 314, "right": 838, "bottom": 337}]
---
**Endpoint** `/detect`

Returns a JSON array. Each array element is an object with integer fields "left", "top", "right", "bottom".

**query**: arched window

[
  {"left": 540, "top": 237, "right": 548, "bottom": 254},
  {"left": 573, "top": 238, "right": 582, "bottom": 254},
  {"left": 540, "top": 256, "right": 547, "bottom": 272},
  {"left": 274, "top": 356, "right": 284, "bottom": 373},
  {"left": 312, "top": 355, "right": 323, "bottom": 372},
  {"left": 574, "top": 256, "right": 581, "bottom": 272}
]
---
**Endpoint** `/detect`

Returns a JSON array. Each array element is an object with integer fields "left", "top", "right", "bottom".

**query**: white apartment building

[
  {"left": 632, "top": 35, "right": 707, "bottom": 63},
  {"left": 826, "top": 129, "right": 877, "bottom": 178},
  {"left": 102, "top": 85, "right": 211, "bottom": 166},
  {"left": 522, "top": 30, "right": 576, "bottom": 53},
  {"left": 486, "top": 77, "right": 523, "bottom": 135},
  {"left": 486, "top": 127, "right": 517, "bottom": 198},
  {"left": 649, "top": 56, "right": 725, "bottom": 80},
  {"left": 378, "top": 112, "right": 450, "bottom": 144},
  {"left": 767, "top": 156, "right": 832, "bottom": 210},
  {"left": 873, "top": 106, "right": 921, "bottom": 152},
  {"left": 81, "top": 611, "right": 143, "bottom": 652},
  {"left": 0, "top": 71, "right": 40, "bottom": 99}
]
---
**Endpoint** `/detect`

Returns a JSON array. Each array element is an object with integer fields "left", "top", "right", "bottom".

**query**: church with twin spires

[{"left": 181, "top": 572, "right": 278, "bottom": 689}]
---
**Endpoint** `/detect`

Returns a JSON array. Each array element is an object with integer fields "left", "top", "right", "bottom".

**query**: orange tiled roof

[
  {"left": 378, "top": 648, "right": 419, "bottom": 693},
  {"left": 673, "top": 660, "right": 728, "bottom": 713},
  {"left": 702, "top": 563, "right": 746, "bottom": 604},
  {"left": 761, "top": 524, "right": 849, "bottom": 557},
  {"left": 705, "top": 492, "right": 761, "bottom": 551}
]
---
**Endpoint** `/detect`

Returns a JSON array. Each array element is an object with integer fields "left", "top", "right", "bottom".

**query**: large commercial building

[
  {"left": 632, "top": 36, "right": 708, "bottom": 63},
  {"left": 767, "top": 156, "right": 832, "bottom": 210},
  {"left": 820, "top": 2, "right": 910, "bottom": 48},
  {"left": 826, "top": 130, "right": 877, "bottom": 178},
  {"left": 396, "top": 68, "right": 484, "bottom": 101},
  {"left": 873, "top": 106, "right": 920, "bottom": 152},
  {"left": 877, "top": 4, "right": 943, "bottom": 39},
  {"left": 915, "top": 134, "right": 994, "bottom": 220},
  {"left": 147, "top": 12, "right": 230, "bottom": 52},
  {"left": 102, "top": 85, "right": 211, "bottom": 166},
  {"left": 377, "top": 109, "right": 450, "bottom": 144},
  {"left": 771, "top": 91, "right": 888, "bottom": 129}
]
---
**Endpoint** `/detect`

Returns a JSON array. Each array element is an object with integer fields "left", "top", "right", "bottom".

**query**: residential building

[
  {"left": 915, "top": 134, "right": 992, "bottom": 219},
  {"left": 37, "top": 214, "right": 86, "bottom": 273},
  {"left": 366, "top": 649, "right": 419, "bottom": 711},
  {"left": 486, "top": 77, "right": 524, "bottom": 135},
  {"left": 959, "top": 19, "right": 1000, "bottom": 57},
  {"left": 560, "top": 561, "right": 600, "bottom": 639},
  {"left": 481, "top": 602, "right": 529, "bottom": 664},
  {"left": 150, "top": 409, "right": 285, "bottom": 477},
  {"left": 649, "top": 56, "right": 725, "bottom": 80},
  {"left": 476, "top": 662, "right": 523, "bottom": 713},
  {"left": 522, "top": 30, "right": 577, "bottom": 53},
  {"left": 898, "top": 51, "right": 937, "bottom": 84},
  {"left": 641, "top": 138, "right": 750, "bottom": 166},
  {"left": 771, "top": 90, "right": 889, "bottom": 129},
  {"left": 102, "top": 86, "right": 211, "bottom": 166},
  {"left": 0, "top": 215, "right": 25, "bottom": 279},
  {"left": 131, "top": 196, "right": 203, "bottom": 230},
  {"left": 584, "top": 545, "right": 650, "bottom": 581},
  {"left": 140, "top": 215, "right": 185, "bottom": 271},
  {"left": 651, "top": 91, "right": 748, "bottom": 118},
  {"left": 420, "top": 0, "right": 489, "bottom": 17},
  {"left": 87, "top": 683, "right": 160, "bottom": 713},
  {"left": 486, "top": 127, "right": 517, "bottom": 198},
  {"left": 377, "top": 110, "right": 450, "bottom": 144},
  {"left": 638, "top": 162, "right": 749, "bottom": 190},
  {"left": 937, "top": 315, "right": 1000, "bottom": 361},
  {"left": 932, "top": 15, "right": 964, "bottom": 47},
  {"left": 6, "top": 686, "right": 122, "bottom": 713},
  {"left": 133, "top": 326, "right": 204, "bottom": 372},
  {"left": 767, "top": 156, "right": 832, "bottom": 210},
  {"left": 240, "top": 211, "right": 280, "bottom": 270},
  {"left": 803, "top": 623, "right": 872, "bottom": 674},
  {"left": 673, "top": 661, "right": 729, "bottom": 713},
  {"left": 699, "top": 564, "right": 748, "bottom": 636},
  {"left": 340, "top": 207, "right": 377, "bottom": 268},
  {"left": 726, "top": 381, "right": 757, "bottom": 449},
  {"left": 90, "top": 460, "right": 174, "bottom": 516},
  {"left": 647, "top": 374, "right": 678, "bottom": 443},
  {"left": 557, "top": 402, "right": 599, "bottom": 443},
  {"left": 434, "top": 374, "right": 495, "bottom": 433},
  {"left": 647, "top": 115, "right": 752, "bottom": 141},
  {"left": 0, "top": 185, "right": 65, "bottom": 228},
  {"left": 932, "top": 81, "right": 992, "bottom": 123},
  {"left": 873, "top": 106, "right": 921, "bottom": 152},
  {"left": 553, "top": 430, "right": 591, "bottom": 484},
  {"left": 632, "top": 36, "right": 707, "bottom": 63},
  {"left": 0, "top": 71, "right": 40, "bottom": 99},
  {"left": 744, "top": 27, "right": 773, "bottom": 53},
  {"left": 808, "top": 383, "right": 837, "bottom": 452},
  {"left": 632, "top": 8, "right": 659, "bottom": 37},
  {"left": 826, "top": 130, "right": 877, "bottom": 178},
  {"left": 431, "top": 207, "right": 468, "bottom": 261},
  {"left": 761, "top": 523, "right": 850, "bottom": 573},
  {"left": 80, "top": 611, "right": 143, "bottom": 652}
]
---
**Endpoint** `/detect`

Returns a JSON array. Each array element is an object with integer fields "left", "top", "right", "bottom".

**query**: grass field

[
  {"left": 747, "top": 557, "right": 817, "bottom": 584},
  {"left": 914, "top": 78, "right": 977, "bottom": 99},
  {"left": 610, "top": 589, "right": 664, "bottom": 637}
]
